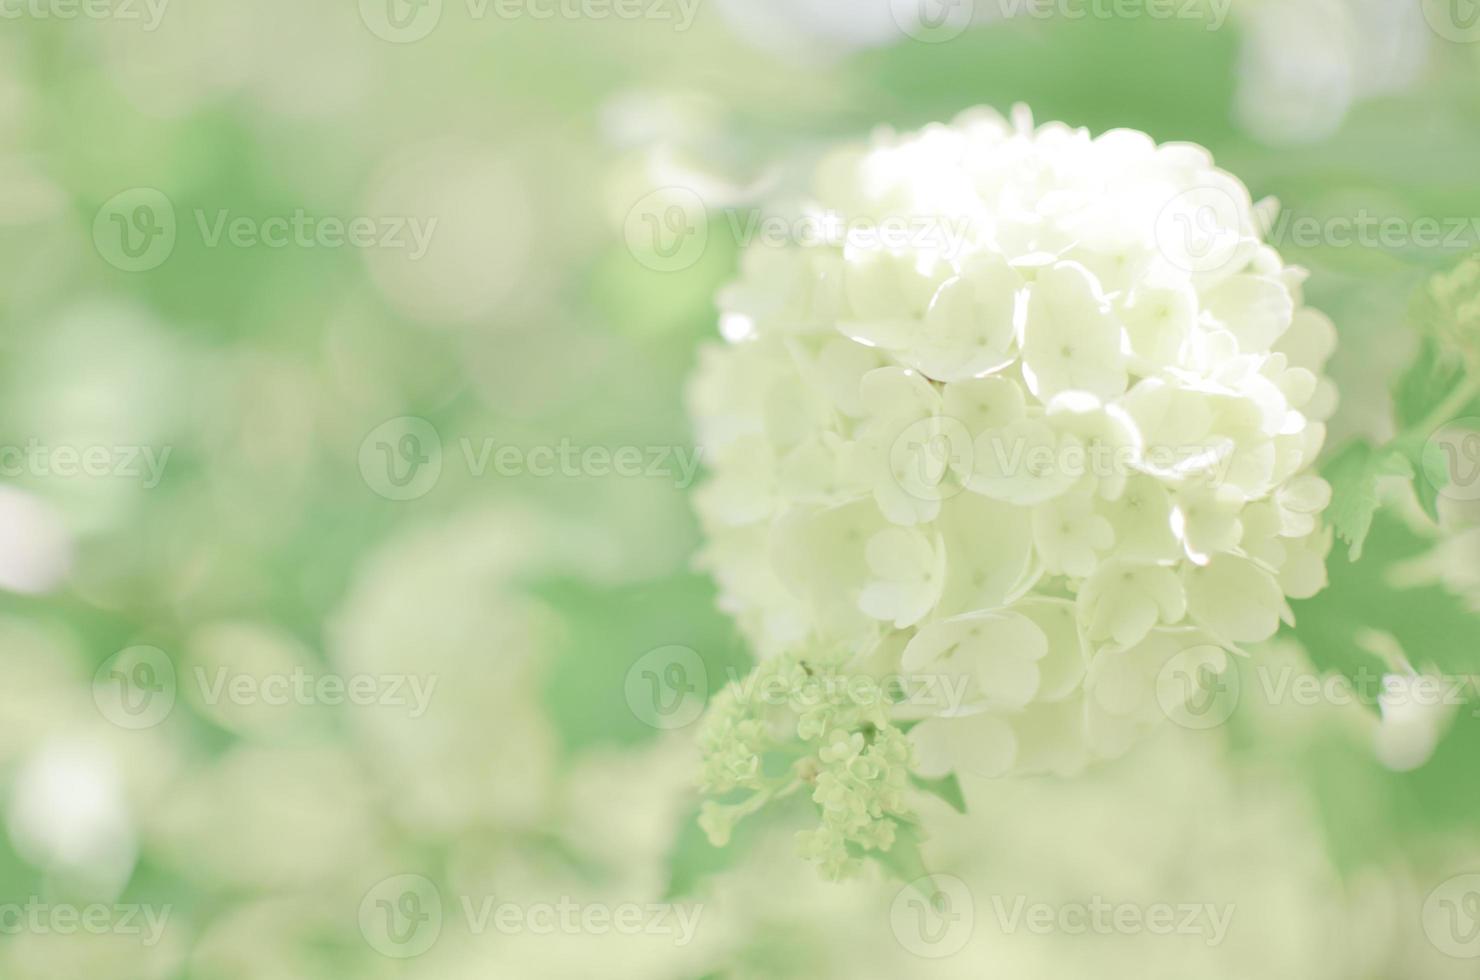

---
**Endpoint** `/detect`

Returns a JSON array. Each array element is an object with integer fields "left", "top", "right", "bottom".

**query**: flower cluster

[
  {"left": 1420, "top": 252, "right": 1480, "bottom": 370},
  {"left": 697, "top": 653, "right": 916, "bottom": 879},
  {"left": 690, "top": 106, "right": 1337, "bottom": 781}
]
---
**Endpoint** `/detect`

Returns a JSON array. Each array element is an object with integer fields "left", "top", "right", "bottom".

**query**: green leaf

[
  {"left": 1412, "top": 455, "right": 1445, "bottom": 523},
  {"left": 1322, "top": 441, "right": 1413, "bottom": 561},
  {"left": 1289, "top": 511, "right": 1480, "bottom": 681},
  {"left": 1392, "top": 336, "right": 1470, "bottom": 433},
  {"left": 910, "top": 773, "right": 967, "bottom": 815},
  {"left": 874, "top": 820, "right": 932, "bottom": 894},
  {"left": 663, "top": 794, "right": 779, "bottom": 900},
  {"left": 1386, "top": 295, "right": 1480, "bottom": 519}
]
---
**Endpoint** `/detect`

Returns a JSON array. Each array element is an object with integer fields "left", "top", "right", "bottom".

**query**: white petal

[
  {"left": 1183, "top": 554, "right": 1285, "bottom": 643},
  {"left": 1020, "top": 261, "right": 1127, "bottom": 402}
]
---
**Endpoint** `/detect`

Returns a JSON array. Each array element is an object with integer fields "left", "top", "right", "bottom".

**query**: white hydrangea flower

[
  {"left": 1373, "top": 671, "right": 1457, "bottom": 773},
  {"left": 690, "top": 106, "right": 1337, "bottom": 779}
]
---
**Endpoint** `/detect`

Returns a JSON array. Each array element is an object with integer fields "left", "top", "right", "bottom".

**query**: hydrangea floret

[{"left": 697, "top": 652, "right": 916, "bottom": 879}]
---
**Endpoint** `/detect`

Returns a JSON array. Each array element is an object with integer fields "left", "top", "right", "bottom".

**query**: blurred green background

[{"left": 3, "top": 0, "right": 1480, "bottom": 977}]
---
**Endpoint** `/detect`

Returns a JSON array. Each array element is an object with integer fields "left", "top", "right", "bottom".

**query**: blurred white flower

[
  {"left": 919, "top": 733, "right": 1380, "bottom": 978},
  {"left": 685, "top": 731, "right": 1381, "bottom": 979},
  {"left": 148, "top": 744, "right": 382, "bottom": 892},
  {"left": 4, "top": 303, "right": 192, "bottom": 535},
  {"left": 361, "top": 141, "right": 533, "bottom": 327},
  {"left": 0, "top": 486, "right": 71, "bottom": 594},
  {"left": 711, "top": 0, "right": 908, "bottom": 62},
  {"left": 329, "top": 508, "right": 561, "bottom": 836},
  {"left": 1373, "top": 671, "right": 1458, "bottom": 772},
  {"left": 690, "top": 106, "right": 1337, "bottom": 778},
  {"left": 1234, "top": 0, "right": 1431, "bottom": 144},
  {"left": 7, "top": 739, "right": 137, "bottom": 891}
]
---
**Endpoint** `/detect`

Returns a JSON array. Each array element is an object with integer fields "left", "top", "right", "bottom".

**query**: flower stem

[{"left": 1409, "top": 374, "right": 1480, "bottom": 441}]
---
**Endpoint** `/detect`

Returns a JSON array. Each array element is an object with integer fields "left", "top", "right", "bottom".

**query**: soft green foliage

[
  {"left": 1323, "top": 441, "right": 1415, "bottom": 560},
  {"left": 1294, "top": 257, "right": 1480, "bottom": 703},
  {"left": 909, "top": 772, "right": 967, "bottom": 814},
  {"left": 1326, "top": 256, "right": 1480, "bottom": 555},
  {"left": 1417, "top": 253, "right": 1480, "bottom": 372},
  {"left": 1291, "top": 512, "right": 1480, "bottom": 685}
]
